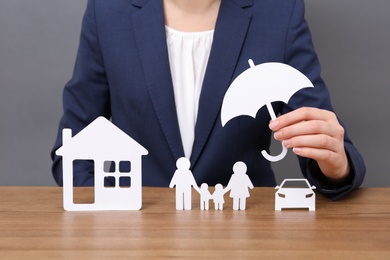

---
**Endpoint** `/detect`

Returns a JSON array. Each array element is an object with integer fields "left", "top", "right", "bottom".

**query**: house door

[{"left": 72, "top": 159, "right": 95, "bottom": 204}]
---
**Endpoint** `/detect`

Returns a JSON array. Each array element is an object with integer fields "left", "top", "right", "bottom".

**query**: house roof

[{"left": 56, "top": 117, "right": 148, "bottom": 158}]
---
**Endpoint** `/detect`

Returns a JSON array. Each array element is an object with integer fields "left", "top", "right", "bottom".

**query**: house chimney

[{"left": 62, "top": 128, "right": 72, "bottom": 145}]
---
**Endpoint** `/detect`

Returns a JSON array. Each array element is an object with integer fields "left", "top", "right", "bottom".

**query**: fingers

[
  {"left": 293, "top": 145, "right": 350, "bottom": 180},
  {"left": 270, "top": 107, "right": 344, "bottom": 141},
  {"left": 268, "top": 107, "right": 350, "bottom": 179},
  {"left": 269, "top": 107, "right": 337, "bottom": 132},
  {"left": 282, "top": 134, "right": 340, "bottom": 153},
  {"left": 291, "top": 146, "right": 338, "bottom": 163},
  {"left": 273, "top": 120, "right": 336, "bottom": 141}
]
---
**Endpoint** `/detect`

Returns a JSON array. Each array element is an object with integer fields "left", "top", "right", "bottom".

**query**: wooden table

[{"left": 0, "top": 187, "right": 389, "bottom": 258}]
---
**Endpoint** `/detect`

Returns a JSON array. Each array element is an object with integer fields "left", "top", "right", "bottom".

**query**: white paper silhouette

[
  {"left": 275, "top": 179, "right": 316, "bottom": 211},
  {"left": 221, "top": 60, "right": 314, "bottom": 162},
  {"left": 224, "top": 161, "right": 254, "bottom": 210},
  {"left": 199, "top": 183, "right": 212, "bottom": 210},
  {"left": 169, "top": 157, "right": 200, "bottom": 210},
  {"left": 212, "top": 184, "right": 226, "bottom": 210},
  {"left": 55, "top": 116, "right": 148, "bottom": 211}
]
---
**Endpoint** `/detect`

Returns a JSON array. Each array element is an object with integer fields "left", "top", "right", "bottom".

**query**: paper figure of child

[
  {"left": 212, "top": 184, "right": 226, "bottom": 210},
  {"left": 199, "top": 183, "right": 212, "bottom": 210},
  {"left": 224, "top": 161, "right": 254, "bottom": 210},
  {"left": 169, "top": 157, "right": 200, "bottom": 210}
]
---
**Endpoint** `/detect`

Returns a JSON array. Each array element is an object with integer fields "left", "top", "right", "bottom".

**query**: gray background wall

[{"left": 0, "top": 0, "right": 389, "bottom": 186}]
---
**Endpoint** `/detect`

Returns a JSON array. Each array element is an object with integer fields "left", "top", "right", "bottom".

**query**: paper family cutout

[
  {"left": 221, "top": 60, "right": 314, "bottom": 162},
  {"left": 56, "top": 61, "right": 317, "bottom": 211},
  {"left": 169, "top": 158, "right": 254, "bottom": 210}
]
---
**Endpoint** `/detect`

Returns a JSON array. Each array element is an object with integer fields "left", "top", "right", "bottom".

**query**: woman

[
  {"left": 51, "top": 0, "right": 365, "bottom": 200},
  {"left": 225, "top": 161, "right": 254, "bottom": 210}
]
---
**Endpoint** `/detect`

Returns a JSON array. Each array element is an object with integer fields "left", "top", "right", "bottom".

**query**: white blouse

[{"left": 166, "top": 26, "right": 214, "bottom": 158}]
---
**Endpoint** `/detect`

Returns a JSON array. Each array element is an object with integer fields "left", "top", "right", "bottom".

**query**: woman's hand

[{"left": 269, "top": 107, "right": 350, "bottom": 181}]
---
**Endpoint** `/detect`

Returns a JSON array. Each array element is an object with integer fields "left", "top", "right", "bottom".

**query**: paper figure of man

[
  {"left": 169, "top": 157, "right": 200, "bottom": 210},
  {"left": 225, "top": 161, "right": 254, "bottom": 210}
]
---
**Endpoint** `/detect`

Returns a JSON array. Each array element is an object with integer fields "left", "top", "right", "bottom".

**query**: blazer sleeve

[
  {"left": 51, "top": 0, "right": 111, "bottom": 186},
  {"left": 282, "top": 0, "right": 366, "bottom": 200}
]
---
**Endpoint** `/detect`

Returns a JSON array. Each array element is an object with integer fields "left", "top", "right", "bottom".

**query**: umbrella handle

[
  {"left": 261, "top": 143, "right": 288, "bottom": 162},
  {"left": 262, "top": 102, "right": 288, "bottom": 162}
]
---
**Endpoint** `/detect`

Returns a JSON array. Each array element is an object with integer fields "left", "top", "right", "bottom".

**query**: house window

[
  {"left": 104, "top": 176, "right": 116, "bottom": 188},
  {"left": 103, "top": 160, "right": 132, "bottom": 188},
  {"left": 119, "top": 176, "right": 131, "bottom": 188},
  {"left": 119, "top": 161, "right": 131, "bottom": 173},
  {"left": 104, "top": 161, "right": 115, "bottom": 173}
]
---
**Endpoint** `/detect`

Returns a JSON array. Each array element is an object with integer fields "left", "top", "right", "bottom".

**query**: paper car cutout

[{"left": 275, "top": 179, "right": 316, "bottom": 211}]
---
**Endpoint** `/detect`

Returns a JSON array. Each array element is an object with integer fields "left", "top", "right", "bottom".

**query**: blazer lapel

[
  {"left": 191, "top": 0, "right": 253, "bottom": 165},
  {"left": 130, "top": 0, "right": 253, "bottom": 164},
  {"left": 131, "top": 0, "right": 184, "bottom": 159}
]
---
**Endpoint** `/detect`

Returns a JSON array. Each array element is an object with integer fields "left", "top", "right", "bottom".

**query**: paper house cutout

[
  {"left": 56, "top": 117, "right": 148, "bottom": 211},
  {"left": 275, "top": 179, "right": 316, "bottom": 211}
]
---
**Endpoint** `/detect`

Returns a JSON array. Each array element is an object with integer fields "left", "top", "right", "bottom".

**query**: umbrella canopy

[
  {"left": 222, "top": 60, "right": 314, "bottom": 126},
  {"left": 221, "top": 60, "right": 314, "bottom": 162}
]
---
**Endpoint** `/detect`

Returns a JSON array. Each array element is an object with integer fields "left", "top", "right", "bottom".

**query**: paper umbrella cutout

[{"left": 221, "top": 60, "right": 314, "bottom": 162}]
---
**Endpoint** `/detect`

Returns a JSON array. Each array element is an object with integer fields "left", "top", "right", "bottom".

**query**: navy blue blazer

[{"left": 51, "top": 0, "right": 365, "bottom": 200}]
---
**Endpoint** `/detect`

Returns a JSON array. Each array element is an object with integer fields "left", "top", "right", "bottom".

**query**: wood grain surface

[{"left": 0, "top": 187, "right": 389, "bottom": 259}]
